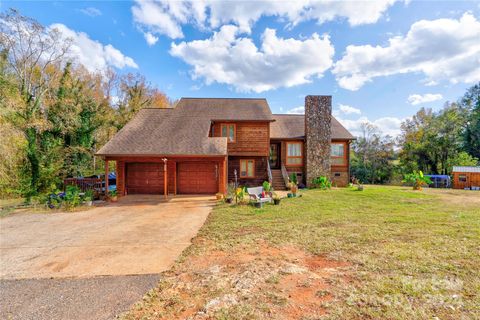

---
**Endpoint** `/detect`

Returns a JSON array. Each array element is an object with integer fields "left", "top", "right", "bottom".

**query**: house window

[
  {"left": 286, "top": 142, "right": 303, "bottom": 166},
  {"left": 331, "top": 143, "right": 346, "bottom": 166},
  {"left": 221, "top": 124, "right": 235, "bottom": 142},
  {"left": 458, "top": 175, "right": 467, "bottom": 182},
  {"left": 240, "top": 159, "right": 255, "bottom": 178}
]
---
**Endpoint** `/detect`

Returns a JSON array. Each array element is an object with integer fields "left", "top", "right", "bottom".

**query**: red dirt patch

[{"left": 124, "top": 243, "right": 350, "bottom": 320}]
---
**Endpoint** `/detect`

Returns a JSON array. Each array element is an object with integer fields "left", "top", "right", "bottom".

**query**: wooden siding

[
  {"left": 212, "top": 122, "right": 270, "bottom": 156},
  {"left": 452, "top": 171, "right": 480, "bottom": 189},
  {"left": 272, "top": 139, "right": 351, "bottom": 187},
  {"left": 227, "top": 156, "right": 269, "bottom": 187}
]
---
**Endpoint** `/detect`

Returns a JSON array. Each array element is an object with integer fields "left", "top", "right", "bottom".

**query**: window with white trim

[{"left": 286, "top": 142, "right": 303, "bottom": 166}]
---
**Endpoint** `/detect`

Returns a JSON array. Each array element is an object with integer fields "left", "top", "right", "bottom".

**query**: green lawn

[{"left": 125, "top": 186, "right": 480, "bottom": 320}]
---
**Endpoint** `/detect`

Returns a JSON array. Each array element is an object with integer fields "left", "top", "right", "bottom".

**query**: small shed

[{"left": 452, "top": 166, "right": 480, "bottom": 190}]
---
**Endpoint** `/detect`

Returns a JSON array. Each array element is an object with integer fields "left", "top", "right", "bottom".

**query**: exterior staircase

[{"left": 271, "top": 169, "right": 287, "bottom": 190}]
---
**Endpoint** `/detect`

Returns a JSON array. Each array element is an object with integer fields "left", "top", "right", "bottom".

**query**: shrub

[
  {"left": 226, "top": 182, "right": 236, "bottom": 199},
  {"left": 311, "top": 176, "right": 332, "bottom": 190},
  {"left": 402, "top": 170, "right": 432, "bottom": 190},
  {"left": 235, "top": 186, "right": 248, "bottom": 204},
  {"left": 83, "top": 189, "right": 94, "bottom": 201},
  {"left": 64, "top": 185, "right": 81, "bottom": 210},
  {"left": 289, "top": 173, "right": 298, "bottom": 185}
]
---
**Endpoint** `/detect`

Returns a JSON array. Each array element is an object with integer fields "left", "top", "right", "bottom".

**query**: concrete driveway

[
  {"left": 0, "top": 195, "right": 214, "bottom": 279},
  {"left": 0, "top": 195, "right": 214, "bottom": 320}
]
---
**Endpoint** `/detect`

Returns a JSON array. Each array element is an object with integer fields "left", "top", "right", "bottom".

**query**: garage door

[
  {"left": 126, "top": 163, "right": 164, "bottom": 194},
  {"left": 177, "top": 162, "right": 218, "bottom": 194}
]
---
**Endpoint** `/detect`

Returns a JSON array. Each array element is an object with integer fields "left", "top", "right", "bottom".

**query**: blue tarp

[{"left": 425, "top": 174, "right": 451, "bottom": 188}]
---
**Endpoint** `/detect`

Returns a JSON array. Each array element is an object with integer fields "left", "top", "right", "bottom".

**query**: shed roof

[
  {"left": 452, "top": 166, "right": 480, "bottom": 173},
  {"left": 270, "top": 114, "right": 355, "bottom": 140}
]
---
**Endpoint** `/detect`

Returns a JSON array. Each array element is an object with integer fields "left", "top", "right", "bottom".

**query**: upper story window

[
  {"left": 286, "top": 142, "right": 303, "bottom": 166},
  {"left": 331, "top": 143, "right": 346, "bottom": 166},
  {"left": 221, "top": 123, "right": 236, "bottom": 142}
]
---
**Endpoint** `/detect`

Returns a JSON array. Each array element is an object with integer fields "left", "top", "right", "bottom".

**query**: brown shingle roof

[
  {"left": 96, "top": 98, "right": 273, "bottom": 156},
  {"left": 270, "top": 114, "right": 355, "bottom": 140},
  {"left": 175, "top": 98, "right": 274, "bottom": 121}
]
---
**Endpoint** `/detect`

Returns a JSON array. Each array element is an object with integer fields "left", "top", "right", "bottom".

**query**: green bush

[
  {"left": 83, "top": 189, "right": 94, "bottom": 201},
  {"left": 262, "top": 181, "right": 271, "bottom": 192},
  {"left": 311, "top": 176, "right": 332, "bottom": 190},
  {"left": 289, "top": 173, "right": 298, "bottom": 185},
  {"left": 402, "top": 170, "right": 432, "bottom": 190},
  {"left": 64, "top": 185, "right": 81, "bottom": 210}
]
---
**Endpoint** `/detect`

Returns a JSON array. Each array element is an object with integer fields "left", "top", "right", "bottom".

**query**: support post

[
  {"left": 162, "top": 158, "right": 168, "bottom": 200},
  {"left": 105, "top": 159, "right": 109, "bottom": 197}
]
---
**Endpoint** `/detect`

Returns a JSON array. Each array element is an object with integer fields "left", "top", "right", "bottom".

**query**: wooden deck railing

[
  {"left": 64, "top": 178, "right": 103, "bottom": 193},
  {"left": 281, "top": 164, "right": 290, "bottom": 189},
  {"left": 267, "top": 160, "right": 273, "bottom": 185}
]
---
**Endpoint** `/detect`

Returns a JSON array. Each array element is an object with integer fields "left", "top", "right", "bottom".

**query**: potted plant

[
  {"left": 216, "top": 193, "right": 224, "bottom": 200},
  {"left": 272, "top": 192, "right": 281, "bottom": 205},
  {"left": 83, "top": 190, "right": 94, "bottom": 206},
  {"left": 402, "top": 170, "right": 432, "bottom": 190},
  {"left": 289, "top": 173, "right": 298, "bottom": 197},
  {"left": 262, "top": 181, "right": 271, "bottom": 192},
  {"left": 109, "top": 189, "right": 118, "bottom": 202}
]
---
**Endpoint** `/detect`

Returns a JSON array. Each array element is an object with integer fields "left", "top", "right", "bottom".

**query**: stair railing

[
  {"left": 281, "top": 164, "right": 290, "bottom": 189},
  {"left": 267, "top": 159, "right": 273, "bottom": 185}
]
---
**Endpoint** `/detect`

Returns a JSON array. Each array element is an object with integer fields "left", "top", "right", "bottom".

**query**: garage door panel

[
  {"left": 177, "top": 162, "right": 217, "bottom": 194},
  {"left": 126, "top": 163, "right": 164, "bottom": 194}
]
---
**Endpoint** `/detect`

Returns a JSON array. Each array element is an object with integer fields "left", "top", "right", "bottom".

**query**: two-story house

[{"left": 96, "top": 95, "right": 355, "bottom": 196}]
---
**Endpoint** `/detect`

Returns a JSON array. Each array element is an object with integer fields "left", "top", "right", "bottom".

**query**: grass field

[{"left": 124, "top": 186, "right": 480, "bottom": 320}]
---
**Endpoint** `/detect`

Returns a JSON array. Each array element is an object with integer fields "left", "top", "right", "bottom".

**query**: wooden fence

[{"left": 64, "top": 178, "right": 103, "bottom": 194}]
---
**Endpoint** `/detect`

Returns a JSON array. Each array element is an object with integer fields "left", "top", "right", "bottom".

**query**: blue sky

[{"left": 2, "top": 1, "right": 480, "bottom": 136}]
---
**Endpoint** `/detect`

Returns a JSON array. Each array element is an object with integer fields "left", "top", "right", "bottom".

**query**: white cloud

[
  {"left": 144, "top": 32, "right": 159, "bottom": 46},
  {"left": 286, "top": 105, "right": 401, "bottom": 137},
  {"left": 80, "top": 7, "right": 102, "bottom": 17},
  {"left": 287, "top": 106, "right": 305, "bottom": 114},
  {"left": 338, "top": 103, "right": 361, "bottom": 115},
  {"left": 337, "top": 116, "right": 404, "bottom": 137},
  {"left": 50, "top": 23, "right": 138, "bottom": 72},
  {"left": 132, "top": 0, "right": 400, "bottom": 41},
  {"left": 170, "top": 26, "right": 334, "bottom": 93},
  {"left": 333, "top": 13, "right": 480, "bottom": 90},
  {"left": 407, "top": 93, "right": 443, "bottom": 105}
]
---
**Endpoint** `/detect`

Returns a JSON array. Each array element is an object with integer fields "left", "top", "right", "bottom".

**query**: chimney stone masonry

[{"left": 305, "top": 95, "right": 332, "bottom": 188}]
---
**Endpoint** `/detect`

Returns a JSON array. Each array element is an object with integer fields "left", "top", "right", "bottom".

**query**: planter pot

[
  {"left": 110, "top": 196, "right": 118, "bottom": 202},
  {"left": 287, "top": 193, "right": 293, "bottom": 198},
  {"left": 226, "top": 197, "right": 233, "bottom": 204},
  {"left": 254, "top": 202, "right": 263, "bottom": 208},
  {"left": 84, "top": 200, "right": 93, "bottom": 207},
  {"left": 216, "top": 194, "right": 224, "bottom": 200},
  {"left": 273, "top": 199, "right": 281, "bottom": 205}
]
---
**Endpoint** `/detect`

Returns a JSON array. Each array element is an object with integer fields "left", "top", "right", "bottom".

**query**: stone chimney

[{"left": 305, "top": 95, "right": 332, "bottom": 187}]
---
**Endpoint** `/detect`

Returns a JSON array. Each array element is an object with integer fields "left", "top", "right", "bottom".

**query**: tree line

[
  {"left": 0, "top": 10, "right": 171, "bottom": 198},
  {"left": 351, "top": 83, "right": 480, "bottom": 184}
]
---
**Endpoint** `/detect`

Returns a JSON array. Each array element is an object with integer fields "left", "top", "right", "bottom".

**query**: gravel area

[{"left": 0, "top": 274, "right": 159, "bottom": 320}]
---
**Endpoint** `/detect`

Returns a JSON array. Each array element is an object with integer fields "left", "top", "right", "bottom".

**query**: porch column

[
  {"left": 163, "top": 158, "right": 168, "bottom": 200},
  {"left": 173, "top": 162, "right": 177, "bottom": 195},
  {"left": 105, "top": 159, "right": 109, "bottom": 197}
]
